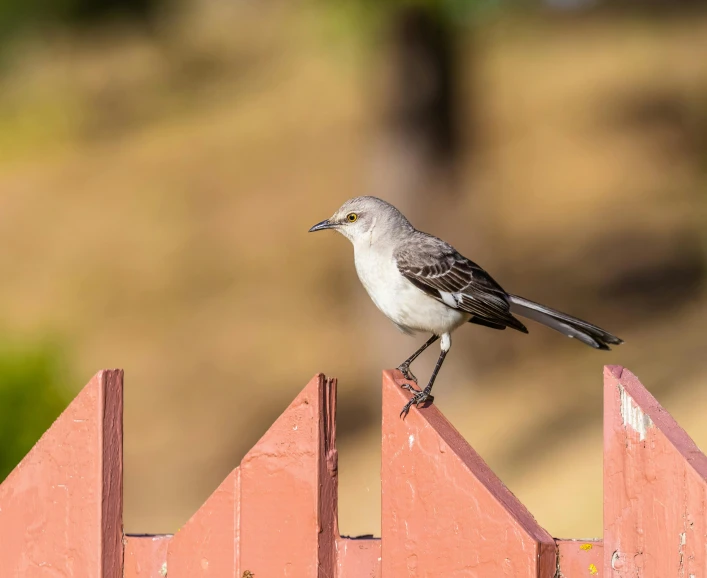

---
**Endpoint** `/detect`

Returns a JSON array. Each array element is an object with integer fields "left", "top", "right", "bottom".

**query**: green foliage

[
  {"left": 0, "top": 340, "right": 71, "bottom": 482},
  {"left": 0, "top": 0, "right": 163, "bottom": 44}
]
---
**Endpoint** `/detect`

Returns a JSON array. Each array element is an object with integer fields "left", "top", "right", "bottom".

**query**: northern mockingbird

[{"left": 310, "top": 196, "right": 623, "bottom": 417}]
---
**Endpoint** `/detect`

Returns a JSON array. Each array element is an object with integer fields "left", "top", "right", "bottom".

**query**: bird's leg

[
  {"left": 396, "top": 334, "right": 439, "bottom": 390},
  {"left": 400, "top": 334, "right": 450, "bottom": 418},
  {"left": 399, "top": 349, "right": 448, "bottom": 417}
]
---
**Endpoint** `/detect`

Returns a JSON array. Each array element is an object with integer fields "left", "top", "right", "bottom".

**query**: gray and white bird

[{"left": 309, "top": 196, "right": 623, "bottom": 417}]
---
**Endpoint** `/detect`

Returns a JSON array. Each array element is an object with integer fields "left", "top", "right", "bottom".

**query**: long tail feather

[{"left": 508, "top": 294, "right": 623, "bottom": 350}]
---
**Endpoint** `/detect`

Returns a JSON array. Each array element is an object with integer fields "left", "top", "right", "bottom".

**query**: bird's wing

[{"left": 394, "top": 234, "right": 528, "bottom": 332}]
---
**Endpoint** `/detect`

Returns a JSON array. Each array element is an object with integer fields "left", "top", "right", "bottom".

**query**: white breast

[{"left": 353, "top": 244, "right": 469, "bottom": 336}]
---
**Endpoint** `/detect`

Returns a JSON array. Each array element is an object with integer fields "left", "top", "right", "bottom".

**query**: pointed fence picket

[{"left": 1, "top": 365, "right": 706, "bottom": 577}]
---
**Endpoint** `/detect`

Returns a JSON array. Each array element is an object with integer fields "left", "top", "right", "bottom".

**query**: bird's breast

[
  {"left": 353, "top": 246, "right": 469, "bottom": 335},
  {"left": 353, "top": 248, "right": 402, "bottom": 309}
]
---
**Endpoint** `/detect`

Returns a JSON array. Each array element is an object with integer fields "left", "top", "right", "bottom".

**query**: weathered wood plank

[
  {"left": 0, "top": 370, "right": 124, "bottom": 577},
  {"left": 604, "top": 365, "right": 707, "bottom": 577},
  {"left": 381, "top": 369, "right": 556, "bottom": 577}
]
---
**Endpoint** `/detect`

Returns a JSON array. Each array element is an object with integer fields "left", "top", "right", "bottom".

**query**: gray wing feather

[{"left": 395, "top": 233, "right": 528, "bottom": 333}]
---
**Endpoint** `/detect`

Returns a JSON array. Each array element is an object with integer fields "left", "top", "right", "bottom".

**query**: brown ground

[{"left": 1, "top": 2, "right": 706, "bottom": 538}]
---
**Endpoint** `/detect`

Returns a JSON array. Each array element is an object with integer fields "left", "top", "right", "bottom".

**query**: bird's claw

[
  {"left": 399, "top": 390, "right": 434, "bottom": 419},
  {"left": 400, "top": 382, "right": 420, "bottom": 393},
  {"left": 396, "top": 362, "right": 418, "bottom": 384}
]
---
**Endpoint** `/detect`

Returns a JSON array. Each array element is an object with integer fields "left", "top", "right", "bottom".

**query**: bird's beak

[{"left": 309, "top": 219, "right": 335, "bottom": 232}]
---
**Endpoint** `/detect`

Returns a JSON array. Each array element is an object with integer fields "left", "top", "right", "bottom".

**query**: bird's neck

[
  {"left": 352, "top": 230, "right": 394, "bottom": 260},
  {"left": 360, "top": 214, "right": 411, "bottom": 247}
]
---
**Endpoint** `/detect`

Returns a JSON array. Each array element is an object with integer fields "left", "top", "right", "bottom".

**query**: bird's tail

[{"left": 507, "top": 294, "right": 623, "bottom": 350}]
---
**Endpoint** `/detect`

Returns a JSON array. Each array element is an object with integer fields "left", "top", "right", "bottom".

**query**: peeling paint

[
  {"left": 619, "top": 384, "right": 653, "bottom": 441},
  {"left": 611, "top": 551, "right": 622, "bottom": 570},
  {"left": 588, "top": 563, "right": 597, "bottom": 574},
  {"left": 580, "top": 543, "right": 593, "bottom": 551},
  {"left": 408, "top": 434, "right": 414, "bottom": 449},
  {"left": 159, "top": 561, "right": 168, "bottom": 577}
]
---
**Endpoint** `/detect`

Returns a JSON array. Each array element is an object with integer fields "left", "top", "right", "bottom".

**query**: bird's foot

[
  {"left": 396, "top": 362, "right": 418, "bottom": 387},
  {"left": 399, "top": 390, "right": 434, "bottom": 419}
]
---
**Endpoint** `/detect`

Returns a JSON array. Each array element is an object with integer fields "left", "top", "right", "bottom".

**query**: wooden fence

[{"left": 1, "top": 365, "right": 706, "bottom": 577}]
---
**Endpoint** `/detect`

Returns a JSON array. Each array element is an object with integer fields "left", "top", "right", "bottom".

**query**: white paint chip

[
  {"left": 619, "top": 384, "right": 653, "bottom": 441},
  {"left": 408, "top": 434, "right": 415, "bottom": 449},
  {"left": 611, "top": 551, "right": 621, "bottom": 570}
]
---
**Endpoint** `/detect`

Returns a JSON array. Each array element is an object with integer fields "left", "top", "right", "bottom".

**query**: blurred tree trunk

[
  {"left": 387, "top": 5, "right": 458, "bottom": 177},
  {"left": 369, "top": 4, "right": 461, "bottom": 224},
  {"left": 360, "top": 5, "right": 480, "bottom": 386}
]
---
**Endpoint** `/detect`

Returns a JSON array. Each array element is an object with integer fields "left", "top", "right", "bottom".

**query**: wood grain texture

[
  {"left": 604, "top": 365, "right": 707, "bottom": 577},
  {"left": 166, "top": 375, "right": 339, "bottom": 578},
  {"left": 167, "top": 469, "right": 240, "bottom": 577},
  {"left": 125, "top": 535, "right": 171, "bottom": 578},
  {"left": 336, "top": 537, "right": 381, "bottom": 578},
  {"left": 557, "top": 539, "right": 603, "bottom": 577},
  {"left": 7, "top": 365, "right": 707, "bottom": 578},
  {"left": 381, "top": 369, "right": 556, "bottom": 577},
  {"left": 0, "top": 369, "right": 124, "bottom": 577},
  {"left": 237, "top": 373, "right": 337, "bottom": 578}
]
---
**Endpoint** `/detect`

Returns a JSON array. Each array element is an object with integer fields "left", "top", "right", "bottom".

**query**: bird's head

[{"left": 309, "top": 196, "right": 411, "bottom": 244}]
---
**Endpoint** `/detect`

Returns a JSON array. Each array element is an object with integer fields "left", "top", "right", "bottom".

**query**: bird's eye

[{"left": 346, "top": 213, "right": 358, "bottom": 223}]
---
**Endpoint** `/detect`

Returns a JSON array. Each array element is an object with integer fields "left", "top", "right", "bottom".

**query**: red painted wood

[
  {"left": 125, "top": 535, "right": 171, "bottom": 578},
  {"left": 102, "top": 370, "right": 124, "bottom": 576},
  {"left": 167, "top": 469, "right": 240, "bottom": 577},
  {"left": 0, "top": 369, "right": 124, "bottom": 577},
  {"left": 239, "top": 373, "right": 338, "bottom": 577},
  {"left": 165, "top": 374, "right": 339, "bottom": 577},
  {"left": 557, "top": 539, "right": 603, "bottom": 577},
  {"left": 336, "top": 537, "right": 381, "bottom": 578},
  {"left": 604, "top": 365, "right": 707, "bottom": 577},
  {"left": 6, "top": 365, "right": 707, "bottom": 577},
  {"left": 381, "top": 369, "right": 556, "bottom": 577}
]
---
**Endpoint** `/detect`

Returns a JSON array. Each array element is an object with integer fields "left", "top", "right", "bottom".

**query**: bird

[{"left": 309, "top": 196, "right": 623, "bottom": 418}]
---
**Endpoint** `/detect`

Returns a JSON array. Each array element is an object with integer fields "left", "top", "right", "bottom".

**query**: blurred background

[{"left": 1, "top": 0, "right": 707, "bottom": 539}]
